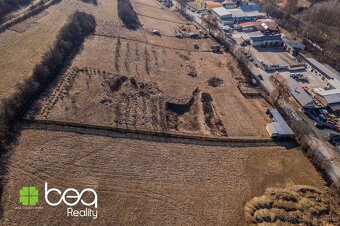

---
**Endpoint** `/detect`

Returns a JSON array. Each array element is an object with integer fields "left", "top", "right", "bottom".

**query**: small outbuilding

[{"left": 266, "top": 108, "right": 294, "bottom": 139}]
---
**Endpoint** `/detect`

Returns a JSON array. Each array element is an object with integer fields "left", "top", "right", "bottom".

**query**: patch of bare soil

[{"left": 244, "top": 185, "right": 340, "bottom": 225}]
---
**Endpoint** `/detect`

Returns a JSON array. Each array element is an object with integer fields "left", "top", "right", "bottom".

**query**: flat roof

[
  {"left": 227, "top": 8, "right": 266, "bottom": 18},
  {"left": 268, "top": 108, "right": 294, "bottom": 135},
  {"left": 212, "top": 7, "right": 232, "bottom": 17}
]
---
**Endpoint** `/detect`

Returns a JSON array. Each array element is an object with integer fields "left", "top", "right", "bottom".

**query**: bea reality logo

[
  {"left": 45, "top": 182, "right": 97, "bottom": 208},
  {"left": 20, "top": 183, "right": 98, "bottom": 219},
  {"left": 45, "top": 183, "right": 98, "bottom": 219}
]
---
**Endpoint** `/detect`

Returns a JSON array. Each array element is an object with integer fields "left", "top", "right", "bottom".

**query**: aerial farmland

[{"left": 0, "top": 0, "right": 338, "bottom": 225}]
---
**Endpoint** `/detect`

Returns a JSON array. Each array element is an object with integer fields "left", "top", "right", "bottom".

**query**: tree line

[
  {"left": 117, "top": 0, "right": 141, "bottom": 30},
  {"left": 0, "top": 11, "right": 96, "bottom": 154},
  {"left": 0, "top": 0, "right": 34, "bottom": 21}
]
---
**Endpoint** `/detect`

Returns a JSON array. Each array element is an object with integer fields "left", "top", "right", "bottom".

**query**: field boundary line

[
  {"left": 19, "top": 119, "right": 291, "bottom": 148},
  {"left": 92, "top": 33, "right": 214, "bottom": 52}
]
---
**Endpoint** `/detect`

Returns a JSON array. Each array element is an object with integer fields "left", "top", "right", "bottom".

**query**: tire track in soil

[{"left": 99, "top": 187, "right": 207, "bottom": 225}]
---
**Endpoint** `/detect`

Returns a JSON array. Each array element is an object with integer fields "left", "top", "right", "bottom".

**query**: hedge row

[
  {"left": 117, "top": 0, "right": 141, "bottom": 30},
  {"left": 0, "top": 11, "right": 96, "bottom": 153},
  {"left": 0, "top": 0, "right": 61, "bottom": 32},
  {"left": 0, "top": 0, "right": 34, "bottom": 21}
]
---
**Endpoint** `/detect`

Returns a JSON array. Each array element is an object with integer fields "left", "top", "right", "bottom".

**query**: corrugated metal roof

[
  {"left": 268, "top": 108, "right": 294, "bottom": 135},
  {"left": 227, "top": 8, "right": 266, "bottom": 18},
  {"left": 306, "top": 58, "right": 340, "bottom": 80},
  {"left": 285, "top": 77, "right": 314, "bottom": 107},
  {"left": 316, "top": 89, "right": 340, "bottom": 105},
  {"left": 212, "top": 7, "right": 231, "bottom": 17}
]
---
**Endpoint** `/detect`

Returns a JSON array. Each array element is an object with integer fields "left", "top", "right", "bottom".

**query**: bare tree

[
  {"left": 270, "top": 82, "right": 287, "bottom": 106},
  {"left": 202, "top": 14, "right": 219, "bottom": 34}
]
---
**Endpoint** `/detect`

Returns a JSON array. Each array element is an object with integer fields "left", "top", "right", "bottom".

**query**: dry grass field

[
  {"left": 0, "top": 0, "right": 143, "bottom": 99},
  {"left": 0, "top": 0, "right": 334, "bottom": 225},
  {"left": 26, "top": 0, "right": 271, "bottom": 137},
  {"left": 1, "top": 129, "right": 325, "bottom": 225}
]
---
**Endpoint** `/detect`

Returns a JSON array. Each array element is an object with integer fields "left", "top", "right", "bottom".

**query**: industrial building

[
  {"left": 266, "top": 108, "right": 294, "bottom": 139},
  {"left": 272, "top": 73, "right": 315, "bottom": 109},
  {"left": 211, "top": 7, "right": 233, "bottom": 24},
  {"left": 248, "top": 32, "right": 282, "bottom": 47},
  {"left": 314, "top": 89, "right": 340, "bottom": 117},
  {"left": 300, "top": 56, "right": 340, "bottom": 82},
  {"left": 282, "top": 36, "right": 305, "bottom": 56}
]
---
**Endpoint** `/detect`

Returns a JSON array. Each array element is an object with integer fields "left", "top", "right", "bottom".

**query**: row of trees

[
  {"left": 0, "top": 11, "right": 96, "bottom": 153},
  {"left": 0, "top": 0, "right": 34, "bottom": 21},
  {"left": 117, "top": 0, "right": 141, "bottom": 30}
]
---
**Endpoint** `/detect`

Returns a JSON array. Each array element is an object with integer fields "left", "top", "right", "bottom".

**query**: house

[
  {"left": 273, "top": 73, "right": 315, "bottom": 108},
  {"left": 211, "top": 6, "right": 232, "bottom": 23},
  {"left": 300, "top": 55, "right": 340, "bottom": 82},
  {"left": 282, "top": 36, "right": 305, "bottom": 56},
  {"left": 239, "top": 19, "right": 278, "bottom": 32},
  {"left": 266, "top": 108, "right": 294, "bottom": 139},
  {"left": 257, "top": 19, "right": 279, "bottom": 32},
  {"left": 249, "top": 32, "right": 282, "bottom": 47},
  {"left": 222, "top": 0, "right": 237, "bottom": 8},
  {"left": 315, "top": 89, "right": 340, "bottom": 116},
  {"left": 205, "top": 1, "right": 223, "bottom": 9}
]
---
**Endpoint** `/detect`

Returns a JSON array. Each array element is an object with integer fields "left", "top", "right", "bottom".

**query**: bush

[{"left": 117, "top": 0, "right": 141, "bottom": 30}]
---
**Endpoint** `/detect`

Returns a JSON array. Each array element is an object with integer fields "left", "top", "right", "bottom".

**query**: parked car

[
  {"left": 258, "top": 74, "right": 264, "bottom": 80},
  {"left": 193, "top": 44, "right": 199, "bottom": 49},
  {"left": 152, "top": 29, "right": 161, "bottom": 36}
]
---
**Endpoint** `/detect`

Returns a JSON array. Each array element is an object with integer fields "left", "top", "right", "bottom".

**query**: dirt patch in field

[{"left": 1, "top": 129, "right": 326, "bottom": 225}]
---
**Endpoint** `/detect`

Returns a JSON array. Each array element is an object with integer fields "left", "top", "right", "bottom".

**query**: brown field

[
  {"left": 1, "top": 129, "right": 325, "bottom": 225},
  {"left": 0, "top": 0, "right": 143, "bottom": 99},
  {"left": 26, "top": 0, "right": 271, "bottom": 137},
  {"left": 0, "top": 0, "right": 332, "bottom": 225}
]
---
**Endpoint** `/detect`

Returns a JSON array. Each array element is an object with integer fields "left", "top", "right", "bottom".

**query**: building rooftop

[
  {"left": 316, "top": 89, "right": 340, "bottom": 105},
  {"left": 268, "top": 108, "right": 294, "bottom": 135},
  {"left": 212, "top": 7, "right": 232, "bottom": 17},
  {"left": 227, "top": 8, "right": 266, "bottom": 18},
  {"left": 286, "top": 77, "right": 315, "bottom": 107},
  {"left": 305, "top": 57, "right": 340, "bottom": 80},
  {"left": 249, "top": 33, "right": 282, "bottom": 42}
]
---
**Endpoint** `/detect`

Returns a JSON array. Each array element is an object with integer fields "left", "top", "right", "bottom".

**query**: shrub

[{"left": 117, "top": 0, "right": 141, "bottom": 30}]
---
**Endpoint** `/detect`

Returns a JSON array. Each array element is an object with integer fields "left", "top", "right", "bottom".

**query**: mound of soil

[
  {"left": 207, "top": 77, "right": 223, "bottom": 87},
  {"left": 244, "top": 185, "right": 339, "bottom": 225},
  {"left": 201, "top": 93, "right": 227, "bottom": 136}
]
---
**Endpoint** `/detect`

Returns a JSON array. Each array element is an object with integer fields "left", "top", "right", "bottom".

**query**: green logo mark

[{"left": 20, "top": 186, "right": 39, "bottom": 206}]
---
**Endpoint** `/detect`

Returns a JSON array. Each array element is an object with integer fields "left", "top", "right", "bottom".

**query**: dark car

[{"left": 258, "top": 74, "right": 264, "bottom": 80}]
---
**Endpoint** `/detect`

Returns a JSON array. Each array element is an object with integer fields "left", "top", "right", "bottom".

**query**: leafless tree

[{"left": 202, "top": 14, "right": 219, "bottom": 34}]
